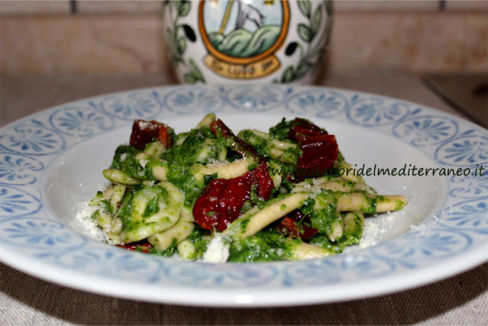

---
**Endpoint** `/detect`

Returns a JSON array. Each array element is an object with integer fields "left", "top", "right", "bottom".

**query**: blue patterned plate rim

[{"left": 0, "top": 84, "right": 487, "bottom": 307}]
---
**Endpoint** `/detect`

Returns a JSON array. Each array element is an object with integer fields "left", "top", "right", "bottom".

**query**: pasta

[{"left": 86, "top": 114, "right": 407, "bottom": 262}]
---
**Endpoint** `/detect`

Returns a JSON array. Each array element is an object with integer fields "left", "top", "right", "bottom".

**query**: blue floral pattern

[
  {"left": 449, "top": 173, "right": 488, "bottom": 198},
  {"left": 165, "top": 261, "right": 278, "bottom": 287},
  {"left": 436, "top": 134, "right": 488, "bottom": 166},
  {"left": 0, "top": 186, "right": 40, "bottom": 218},
  {"left": 0, "top": 216, "right": 85, "bottom": 250},
  {"left": 393, "top": 116, "right": 458, "bottom": 146},
  {"left": 438, "top": 198, "right": 488, "bottom": 233},
  {"left": 347, "top": 97, "right": 410, "bottom": 126},
  {"left": 0, "top": 120, "right": 65, "bottom": 155},
  {"left": 285, "top": 89, "right": 347, "bottom": 118},
  {"left": 100, "top": 91, "right": 163, "bottom": 120},
  {"left": 164, "top": 87, "right": 224, "bottom": 114},
  {"left": 56, "top": 247, "right": 161, "bottom": 281},
  {"left": 0, "top": 153, "right": 43, "bottom": 185},
  {"left": 225, "top": 86, "right": 284, "bottom": 112},
  {"left": 372, "top": 229, "right": 472, "bottom": 262},
  {"left": 0, "top": 85, "right": 486, "bottom": 305},
  {"left": 49, "top": 106, "right": 113, "bottom": 137},
  {"left": 283, "top": 256, "right": 394, "bottom": 286}
]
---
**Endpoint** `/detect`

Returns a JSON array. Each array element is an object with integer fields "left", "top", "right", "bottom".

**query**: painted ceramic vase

[{"left": 163, "top": 0, "right": 333, "bottom": 84}]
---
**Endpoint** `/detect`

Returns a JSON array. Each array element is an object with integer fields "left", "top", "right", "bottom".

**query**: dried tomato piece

[
  {"left": 286, "top": 118, "right": 338, "bottom": 179},
  {"left": 251, "top": 162, "right": 274, "bottom": 199},
  {"left": 277, "top": 210, "right": 318, "bottom": 240},
  {"left": 296, "top": 132, "right": 331, "bottom": 145},
  {"left": 117, "top": 240, "right": 153, "bottom": 253},
  {"left": 210, "top": 119, "right": 263, "bottom": 162},
  {"left": 296, "top": 134, "right": 338, "bottom": 178},
  {"left": 193, "top": 162, "right": 274, "bottom": 232},
  {"left": 129, "top": 119, "right": 173, "bottom": 150},
  {"left": 219, "top": 176, "right": 252, "bottom": 229},
  {"left": 277, "top": 217, "right": 301, "bottom": 238},
  {"left": 158, "top": 124, "right": 172, "bottom": 148},
  {"left": 193, "top": 179, "right": 228, "bottom": 231},
  {"left": 288, "top": 118, "right": 327, "bottom": 141}
]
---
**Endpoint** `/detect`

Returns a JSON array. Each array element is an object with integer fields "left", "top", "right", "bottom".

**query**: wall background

[{"left": 1, "top": 0, "right": 487, "bottom": 77}]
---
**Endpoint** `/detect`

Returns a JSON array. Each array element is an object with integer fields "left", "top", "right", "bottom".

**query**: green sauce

[
  {"left": 239, "top": 129, "right": 300, "bottom": 164},
  {"left": 163, "top": 128, "right": 217, "bottom": 165},
  {"left": 110, "top": 145, "right": 146, "bottom": 180},
  {"left": 117, "top": 187, "right": 136, "bottom": 231},
  {"left": 162, "top": 128, "right": 225, "bottom": 206},
  {"left": 228, "top": 229, "right": 297, "bottom": 262},
  {"left": 269, "top": 118, "right": 290, "bottom": 140},
  {"left": 302, "top": 194, "right": 339, "bottom": 235},
  {"left": 142, "top": 187, "right": 168, "bottom": 218},
  {"left": 186, "top": 227, "right": 211, "bottom": 259},
  {"left": 147, "top": 239, "right": 177, "bottom": 257},
  {"left": 166, "top": 164, "right": 204, "bottom": 207}
]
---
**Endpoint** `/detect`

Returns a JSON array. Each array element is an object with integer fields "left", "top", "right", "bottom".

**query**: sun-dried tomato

[
  {"left": 288, "top": 118, "right": 327, "bottom": 140},
  {"left": 117, "top": 240, "right": 153, "bottom": 253},
  {"left": 277, "top": 210, "right": 318, "bottom": 240},
  {"left": 277, "top": 217, "right": 301, "bottom": 238},
  {"left": 129, "top": 119, "right": 173, "bottom": 150},
  {"left": 158, "top": 124, "right": 172, "bottom": 148},
  {"left": 210, "top": 119, "right": 263, "bottom": 162},
  {"left": 251, "top": 162, "right": 274, "bottom": 199},
  {"left": 193, "top": 162, "right": 274, "bottom": 232},
  {"left": 288, "top": 118, "right": 338, "bottom": 179}
]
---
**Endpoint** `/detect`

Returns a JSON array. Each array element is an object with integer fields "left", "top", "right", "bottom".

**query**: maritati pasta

[{"left": 84, "top": 114, "right": 407, "bottom": 262}]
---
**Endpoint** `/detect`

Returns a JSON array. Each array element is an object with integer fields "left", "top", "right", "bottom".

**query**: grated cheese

[
  {"left": 72, "top": 200, "right": 107, "bottom": 242},
  {"left": 137, "top": 120, "right": 153, "bottom": 130},
  {"left": 202, "top": 234, "right": 230, "bottom": 263}
]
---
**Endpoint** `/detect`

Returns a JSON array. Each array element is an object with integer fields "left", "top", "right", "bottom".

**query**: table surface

[{"left": 1, "top": 71, "right": 487, "bottom": 325}]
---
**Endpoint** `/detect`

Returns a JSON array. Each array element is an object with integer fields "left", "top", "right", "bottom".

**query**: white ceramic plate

[{"left": 0, "top": 85, "right": 487, "bottom": 307}]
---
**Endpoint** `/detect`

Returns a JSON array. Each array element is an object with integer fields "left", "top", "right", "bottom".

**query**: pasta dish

[{"left": 86, "top": 114, "right": 407, "bottom": 262}]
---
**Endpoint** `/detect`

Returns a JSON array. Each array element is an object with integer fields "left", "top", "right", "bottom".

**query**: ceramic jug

[{"left": 163, "top": 0, "right": 333, "bottom": 84}]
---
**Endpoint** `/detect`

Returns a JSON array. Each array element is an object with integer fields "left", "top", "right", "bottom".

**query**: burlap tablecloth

[{"left": 1, "top": 71, "right": 487, "bottom": 325}]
